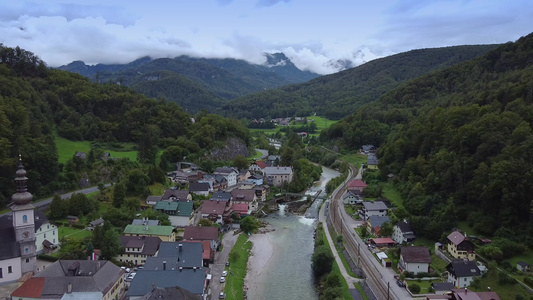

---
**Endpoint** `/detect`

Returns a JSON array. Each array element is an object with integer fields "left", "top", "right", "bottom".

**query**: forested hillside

[
  {"left": 218, "top": 44, "right": 498, "bottom": 119},
  {"left": 0, "top": 44, "right": 250, "bottom": 207},
  {"left": 321, "top": 33, "right": 533, "bottom": 242},
  {"left": 58, "top": 53, "right": 319, "bottom": 112}
]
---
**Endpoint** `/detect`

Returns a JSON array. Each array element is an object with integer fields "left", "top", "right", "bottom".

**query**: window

[
  {"left": 23, "top": 215, "right": 28, "bottom": 223},
  {"left": 44, "top": 234, "right": 46, "bottom": 238},
  {"left": 47, "top": 225, "right": 49, "bottom": 229},
  {"left": 53, "top": 230, "right": 55, "bottom": 235},
  {"left": 26, "top": 258, "right": 29, "bottom": 263},
  {"left": 0, "top": 268, "right": 3, "bottom": 278},
  {"left": 25, "top": 248, "right": 29, "bottom": 254},
  {"left": 8, "top": 266, "right": 12, "bottom": 273}
]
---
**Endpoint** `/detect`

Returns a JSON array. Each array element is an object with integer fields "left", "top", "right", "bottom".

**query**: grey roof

[
  {"left": 127, "top": 270, "right": 206, "bottom": 296},
  {"left": 400, "top": 246, "right": 431, "bottom": 263},
  {"left": 61, "top": 292, "right": 103, "bottom": 300},
  {"left": 367, "top": 154, "right": 379, "bottom": 165},
  {"left": 146, "top": 195, "right": 162, "bottom": 202},
  {"left": 431, "top": 282, "right": 454, "bottom": 291},
  {"left": 188, "top": 182, "right": 210, "bottom": 192},
  {"left": 132, "top": 219, "right": 160, "bottom": 226},
  {"left": 0, "top": 214, "right": 19, "bottom": 260},
  {"left": 142, "top": 286, "right": 202, "bottom": 300},
  {"left": 362, "top": 201, "right": 388, "bottom": 211},
  {"left": 263, "top": 166, "right": 293, "bottom": 175},
  {"left": 267, "top": 155, "right": 280, "bottom": 161},
  {"left": 395, "top": 222, "right": 413, "bottom": 233},
  {"left": 34, "top": 260, "right": 124, "bottom": 296},
  {"left": 89, "top": 218, "right": 104, "bottom": 227},
  {"left": 210, "top": 191, "right": 232, "bottom": 202},
  {"left": 447, "top": 259, "right": 481, "bottom": 277},
  {"left": 146, "top": 242, "right": 203, "bottom": 269},
  {"left": 162, "top": 189, "right": 190, "bottom": 201},
  {"left": 213, "top": 167, "right": 238, "bottom": 175},
  {"left": 368, "top": 215, "right": 390, "bottom": 228},
  {"left": 343, "top": 191, "right": 361, "bottom": 200}
]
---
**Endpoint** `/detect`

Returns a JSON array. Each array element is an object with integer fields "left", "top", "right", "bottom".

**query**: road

[
  {"left": 328, "top": 164, "right": 412, "bottom": 300},
  {"left": 209, "top": 231, "right": 240, "bottom": 299},
  {"left": 1, "top": 184, "right": 112, "bottom": 217}
]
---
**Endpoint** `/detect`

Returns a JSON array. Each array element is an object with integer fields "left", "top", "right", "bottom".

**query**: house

[
  {"left": 200, "top": 200, "right": 228, "bottom": 224},
  {"left": 132, "top": 219, "right": 160, "bottom": 226},
  {"left": 188, "top": 182, "right": 210, "bottom": 197},
  {"left": 266, "top": 155, "right": 281, "bottom": 167},
  {"left": 343, "top": 191, "right": 363, "bottom": 205},
  {"left": 198, "top": 174, "right": 228, "bottom": 191},
  {"left": 183, "top": 240, "right": 215, "bottom": 266},
  {"left": 347, "top": 179, "right": 367, "bottom": 195},
  {"left": 263, "top": 166, "right": 294, "bottom": 187},
  {"left": 238, "top": 169, "right": 251, "bottom": 182},
  {"left": 361, "top": 145, "right": 377, "bottom": 154},
  {"left": 183, "top": 226, "right": 219, "bottom": 251},
  {"left": 431, "top": 282, "right": 454, "bottom": 295},
  {"left": 369, "top": 238, "right": 395, "bottom": 248},
  {"left": 366, "top": 215, "right": 390, "bottom": 236},
  {"left": 124, "top": 225, "right": 175, "bottom": 242},
  {"left": 393, "top": 221, "right": 416, "bottom": 244},
  {"left": 67, "top": 215, "right": 79, "bottom": 225},
  {"left": 117, "top": 236, "right": 162, "bottom": 266},
  {"left": 33, "top": 210, "right": 59, "bottom": 254},
  {"left": 517, "top": 261, "right": 531, "bottom": 272},
  {"left": 127, "top": 242, "right": 206, "bottom": 299},
  {"left": 399, "top": 246, "right": 431, "bottom": 275},
  {"left": 11, "top": 260, "right": 125, "bottom": 300},
  {"left": 447, "top": 231, "right": 475, "bottom": 261},
  {"left": 154, "top": 201, "right": 194, "bottom": 227},
  {"left": 145, "top": 195, "right": 162, "bottom": 205},
  {"left": 161, "top": 188, "right": 192, "bottom": 202},
  {"left": 231, "top": 189, "right": 258, "bottom": 212},
  {"left": 168, "top": 169, "right": 203, "bottom": 183},
  {"left": 367, "top": 153, "right": 379, "bottom": 169},
  {"left": 450, "top": 288, "right": 500, "bottom": 300},
  {"left": 213, "top": 167, "right": 239, "bottom": 187},
  {"left": 74, "top": 151, "right": 87, "bottom": 159},
  {"left": 88, "top": 218, "right": 105, "bottom": 230},
  {"left": 231, "top": 203, "right": 250, "bottom": 217},
  {"left": 248, "top": 173, "right": 264, "bottom": 185},
  {"left": 361, "top": 201, "right": 388, "bottom": 220},
  {"left": 253, "top": 185, "right": 269, "bottom": 202},
  {"left": 209, "top": 191, "right": 233, "bottom": 204},
  {"left": 249, "top": 161, "right": 267, "bottom": 173},
  {"left": 446, "top": 259, "right": 481, "bottom": 288}
]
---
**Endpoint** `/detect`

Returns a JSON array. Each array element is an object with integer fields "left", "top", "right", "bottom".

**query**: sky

[{"left": 1, "top": 0, "right": 532, "bottom": 75}]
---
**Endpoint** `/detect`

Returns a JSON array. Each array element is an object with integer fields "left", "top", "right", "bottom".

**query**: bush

[
  {"left": 71, "top": 223, "right": 86, "bottom": 229},
  {"left": 409, "top": 283, "right": 421, "bottom": 294}
]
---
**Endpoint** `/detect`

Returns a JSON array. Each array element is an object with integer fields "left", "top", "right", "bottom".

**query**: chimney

[
  {"left": 179, "top": 266, "right": 183, "bottom": 271},
  {"left": 163, "top": 261, "right": 166, "bottom": 270},
  {"left": 67, "top": 283, "right": 72, "bottom": 294}
]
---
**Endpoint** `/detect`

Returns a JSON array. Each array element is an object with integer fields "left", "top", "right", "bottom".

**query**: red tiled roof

[
  {"left": 201, "top": 200, "right": 226, "bottom": 215},
  {"left": 11, "top": 277, "right": 45, "bottom": 297},
  {"left": 183, "top": 226, "right": 218, "bottom": 241},
  {"left": 255, "top": 161, "right": 267, "bottom": 169},
  {"left": 370, "top": 238, "right": 395, "bottom": 244},
  {"left": 232, "top": 203, "right": 249, "bottom": 214},
  {"left": 348, "top": 179, "right": 367, "bottom": 188}
]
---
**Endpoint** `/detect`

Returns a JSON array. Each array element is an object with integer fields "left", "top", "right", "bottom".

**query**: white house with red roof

[{"left": 249, "top": 161, "right": 267, "bottom": 174}]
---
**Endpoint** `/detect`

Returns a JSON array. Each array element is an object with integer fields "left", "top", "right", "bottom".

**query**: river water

[{"left": 249, "top": 166, "right": 340, "bottom": 300}]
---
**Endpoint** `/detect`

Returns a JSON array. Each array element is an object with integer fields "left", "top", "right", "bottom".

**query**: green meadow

[{"left": 54, "top": 133, "right": 138, "bottom": 164}]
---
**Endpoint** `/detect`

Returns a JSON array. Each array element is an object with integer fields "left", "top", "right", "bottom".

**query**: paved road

[
  {"left": 209, "top": 231, "right": 240, "bottom": 299},
  {"left": 1, "top": 184, "right": 112, "bottom": 217},
  {"left": 255, "top": 148, "right": 268, "bottom": 160}
]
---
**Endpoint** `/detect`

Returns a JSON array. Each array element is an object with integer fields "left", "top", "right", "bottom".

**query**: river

[{"left": 248, "top": 166, "right": 340, "bottom": 299}]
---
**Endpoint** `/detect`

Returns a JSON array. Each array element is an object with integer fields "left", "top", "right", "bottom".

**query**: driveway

[{"left": 208, "top": 230, "right": 240, "bottom": 299}]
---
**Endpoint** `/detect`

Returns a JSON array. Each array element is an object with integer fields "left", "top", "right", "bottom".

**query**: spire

[{"left": 12, "top": 155, "right": 33, "bottom": 205}]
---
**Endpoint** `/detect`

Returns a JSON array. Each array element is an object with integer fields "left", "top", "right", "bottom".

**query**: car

[
  {"left": 218, "top": 292, "right": 225, "bottom": 299},
  {"left": 126, "top": 272, "right": 136, "bottom": 280},
  {"left": 396, "top": 279, "right": 405, "bottom": 287},
  {"left": 222, "top": 270, "right": 228, "bottom": 277},
  {"left": 220, "top": 277, "right": 225, "bottom": 283},
  {"left": 225, "top": 261, "right": 230, "bottom": 267}
]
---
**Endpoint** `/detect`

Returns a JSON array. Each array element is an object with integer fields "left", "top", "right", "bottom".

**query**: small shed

[{"left": 67, "top": 215, "right": 79, "bottom": 225}]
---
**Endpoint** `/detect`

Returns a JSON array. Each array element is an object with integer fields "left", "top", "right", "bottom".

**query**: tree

[
  {"left": 49, "top": 194, "right": 67, "bottom": 219},
  {"left": 99, "top": 227, "right": 123, "bottom": 260},
  {"left": 240, "top": 216, "right": 260, "bottom": 234},
  {"left": 233, "top": 155, "right": 249, "bottom": 170},
  {"left": 380, "top": 222, "right": 394, "bottom": 237},
  {"left": 198, "top": 218, "right": 214, "bottom": 227},
  {"left": 112, "top": 183, "right": 126, "bottom": 208},
  {"left": 312, "top": 245, "right": 333, "bottom": 278},
  {"left": 409, "top": 283, "right": 421, "bottom": 294}
]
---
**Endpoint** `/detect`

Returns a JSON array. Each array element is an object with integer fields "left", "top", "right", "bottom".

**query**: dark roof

[
  {"left": 146, "top": 195, "right": 162, "bottom": 203},
  {"left": 201, "top": 200, "right": 227, "bottom": 215},
  {"left": 362, "top": 201, "right": 388, "bottom": 211},
  {"left": 447, "top": 259, "right": 481, "bottom": 277},
  {"left": 34, "top": 210, "right": 50, "bottom": 230},
  {"left": 162, "top": 189, "right": 190, "bottom": 201},
  {"left": 142, "top": 286, "right": 202, "bottom": 300},
  {"left": 0, "top": 214, "right": 19, "bottom": 260},
  {"left": 188, "top": 182, "right": 210, "bottom": 192},
  {"left": 517, "top": 261, "right": 530, "bottom": 267},
  {"left": 120, "top": 236, "right": 162, "bottom": 256},
  {"left": 395, "top": 222, "right": 413, "bottom": 233},
  {"left": 368, "top": 215, "right": 390, "bottom": 228},
  {"left": 230, "top": 189, "right": 256, "bottom": 202},
  {"left": 154, "top": 242, "right": 203, "bottom": 268},
  {"left": 213, "top": 167, "right": 238, "bottom": 175},
  {"left": 127, "top": 269, "right": 206, "bottom": 296},
  {"left": 89, "top": 218, "right": 104, "bottom": 227},
  {"left": 183, "top": 226, "right": 218, "bottom": 241},
  {"left": 31, "top": 260, "right": 124, "bottom": 296},
  {"left": 400, "top": 246, "right": 431, "bottom": 263},
  {"left": 367, "top": 154, "right": 379, "bottom": 165},
  {"left": 431, "top": 282, "right": 454, "bottom": 291},
  {"left": 210, "top": 191, "right": 232, "bottom": 202}
]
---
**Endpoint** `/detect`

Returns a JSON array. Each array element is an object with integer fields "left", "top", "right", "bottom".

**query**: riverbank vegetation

[{"left": 225, "top": 234, "right": 252, "bottom": 300}]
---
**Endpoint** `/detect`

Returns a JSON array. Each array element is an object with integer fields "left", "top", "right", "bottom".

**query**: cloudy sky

[{"left": 1, "top": 0, "right": 532, "bottom": 74}]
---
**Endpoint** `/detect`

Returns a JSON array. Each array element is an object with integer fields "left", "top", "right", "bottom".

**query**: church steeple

[{"left": 12, "top": 155, "right": 33, "bottom": 205}]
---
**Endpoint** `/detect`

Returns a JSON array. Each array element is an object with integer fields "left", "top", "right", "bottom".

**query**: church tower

[{"left": 11, "top": 157, "right": 37, "bottom": 275}]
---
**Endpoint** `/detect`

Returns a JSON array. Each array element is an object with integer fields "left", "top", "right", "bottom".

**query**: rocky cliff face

[{"left": 209, "top": 137, "right": 249, "bottom": 161}]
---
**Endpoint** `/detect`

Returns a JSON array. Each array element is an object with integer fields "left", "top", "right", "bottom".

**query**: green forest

[
  {"left": 0, "top": 44, "right": 251, "bottom": 207},
  {"left": 320, "top": 33, "right": 533, "bottom": 246},
  {"left": 217, "top": 44, "right": 498, "bottom": 119}
]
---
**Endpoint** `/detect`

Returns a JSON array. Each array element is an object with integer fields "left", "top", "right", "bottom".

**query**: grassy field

[
  {"left": 58, "top": 226, "right": 92, "bottom": 240},
  {"left": 54, "top": 133, "right": 139, "bottom": 164},
  {"left": 225, "top": 234, "right": 252, "bottom": 300},
  {"left": 475, "top": 268, "right": 531, "bottom": 299},
  {"left": 341, "top": 152, "right": 367, "bottom": 167},
  {"left": 382, "top": 183, "right": 404, "bottom": 209},
  {"left": 406, "top": 280, "right": 432, "bottom": 294},
  {"left": 308, "top": 115, "right": 338, "bottom": 131}
]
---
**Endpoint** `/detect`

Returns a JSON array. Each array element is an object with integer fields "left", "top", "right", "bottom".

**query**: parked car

[
  {"left": 222, "top": 270, "right": 228, "bottom": 277},
  {"left": 220, "top": 277, "right": 225, "bottom": 283},
  {"left": 219, "top": 292, "right": 226, "bottom": 299},
  {"left": 396, "top": 279, "right": 405, "bottom": 287},
  {"left": 225, "top": 261, "right": 230, "bottom": 267}
]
